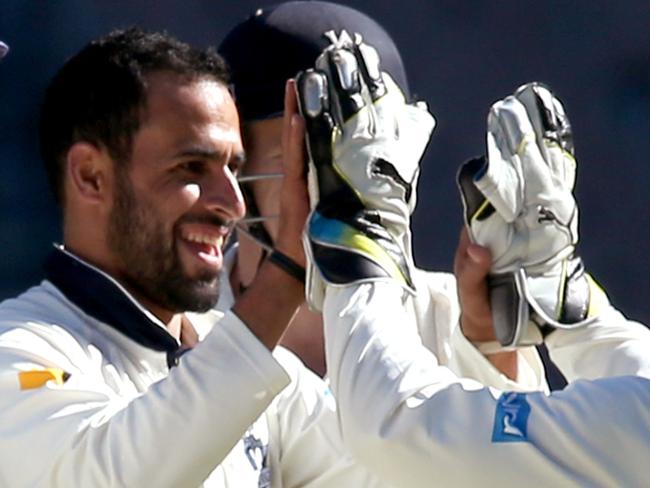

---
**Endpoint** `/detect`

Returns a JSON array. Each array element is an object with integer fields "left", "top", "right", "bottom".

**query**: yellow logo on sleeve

[{"left": 18, "top": 368, "right": 70, "bottom": 390}]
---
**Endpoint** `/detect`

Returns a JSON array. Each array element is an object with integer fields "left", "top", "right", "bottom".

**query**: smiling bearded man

[
  {"left": 0, "top": 28, "right": 388, "bottom": 487},
  {"left": 105, "top": 74, "right": 241, "bottom": 315}
]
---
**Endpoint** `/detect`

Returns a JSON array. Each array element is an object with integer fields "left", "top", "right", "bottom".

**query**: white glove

[
  {"left": 296, "top": 30, "right": 435, "bottom": 311},
  {"left": 458, "top": 82, "right": 607, "bottom": 347}
]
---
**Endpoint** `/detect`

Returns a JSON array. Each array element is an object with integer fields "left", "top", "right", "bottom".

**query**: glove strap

[
  {"left": 267, "top": 250, "right": 306, "bottom": 283},
  {"left": 489, "top": 271, "right": 544, "bottom": 347},
  {"left": 307, "top": 210, "right": 415, "bottom": 292},
  {"left": 491, "top": 257, "right": 607, "bottom": 348}
]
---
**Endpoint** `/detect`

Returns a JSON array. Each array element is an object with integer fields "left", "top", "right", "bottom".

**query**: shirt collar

[{"left": 43, "top": 245, "right": 181, "bottom": 366}]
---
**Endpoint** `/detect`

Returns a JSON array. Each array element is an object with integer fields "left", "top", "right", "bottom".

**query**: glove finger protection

[
  {"left": 296, "top": 30, "right": 435, "bottom": 311},
  {"left": 458, "top": 82, "right": 607, "bottom": 347}
]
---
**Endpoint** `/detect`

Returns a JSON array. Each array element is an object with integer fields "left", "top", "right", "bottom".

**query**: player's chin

[
  {"left": 177, "top": 275, "right": 221, "bottom": 313},
  {"left": 181, "top": 262, "right": 221, "bottom": 289}
]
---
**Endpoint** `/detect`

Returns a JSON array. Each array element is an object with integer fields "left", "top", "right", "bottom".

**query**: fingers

[
  {"left": 515, "top": 82, "right": 574, "bottom": 156},
  {"left": 483, "top": 107, "right": 525, "bottom": 223},
  {"left": 551, "top": 95, "right": 573, "bottom": 155},
  {"left": 353, "top": 37, "right": 386, "bottom": 102},
  {"left": 295, "top": 70, "right": 329, "bottom": 120},
  {"left": 454, "top": 228, "right": 492, "bottom": 280},
  {"left": 295, "top": 70, "right": 335, "bottom": 173},
  {"left": 457, "top": 156, "right": 494, "bottom": 224},
  {"left": 283, "top": 79, "right": 306, "bottom": 182},
  {"left": 286, "top": 115, "right": 306, "bottom": 180},
  {"left": 324, "top": 46, "right": 365, "bottom": 123},
  {"left": 488, "top": 95, "right": 533, "bottom": 158},
  {"left": 311, "top": 30, "right": 382, "bottom": 132},
  {"left": 454, "top": 228, "right": 495, "bottom": 342},
  {"left": 276, "top": 79, "right": 309, "bottom": 266},
  {"left": 512, "top": 82, "right": 577, "bottom": 189},
  {"left": 282, "top": 79, "right": 296, "bottom": 164},
  {"left": 314, "top": 31, "right": 365, "bottom": 125}
]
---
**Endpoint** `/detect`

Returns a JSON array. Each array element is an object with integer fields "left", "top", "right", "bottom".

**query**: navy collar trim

[{"left": 44, "top": 245, "right": 180, "bottom": 367}]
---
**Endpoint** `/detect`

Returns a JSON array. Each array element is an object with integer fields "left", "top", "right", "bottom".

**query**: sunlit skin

[
  {"left": 454, "top": 229, "right": 518, "bottom": 379},
  {"left": 63, "top": 73, "right": 246, "bottom": 340},
  {"left": 231, "top": 80, "right": 309, "bottom": 350},
  {"left": 236, "top": 117, "right": 283, "bottom": 286},
  {"left": 235, "top": 117, "right": 325, "bottom": 375}
]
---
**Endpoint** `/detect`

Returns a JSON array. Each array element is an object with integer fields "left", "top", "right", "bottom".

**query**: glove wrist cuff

[{"left": 267, "top": 250, "right": 306, "bottom": 283}]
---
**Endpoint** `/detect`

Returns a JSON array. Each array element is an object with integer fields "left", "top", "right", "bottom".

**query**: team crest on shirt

[
  {"left": 492, "top": 392, "right": 531, "bottom": 442},
  {"left": 243, "top": 429, "right": 270, "bottom": 487}
]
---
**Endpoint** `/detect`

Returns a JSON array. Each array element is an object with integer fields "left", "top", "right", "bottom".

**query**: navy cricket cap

[{"left": 219, "top": 1, "right": 409, "bottom": 121}]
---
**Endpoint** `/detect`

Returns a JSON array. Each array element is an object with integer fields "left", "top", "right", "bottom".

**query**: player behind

[
  {"left": 219, "top": 0, "right": 543, "bottom": 386},
  {"left": 0, "top": 28, "right": 386, "bottom": 487},
  {"left": 297, "top": 32, "right": 650, "bottom": 486}
]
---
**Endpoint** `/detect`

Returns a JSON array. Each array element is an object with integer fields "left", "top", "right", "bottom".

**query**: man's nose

[{"left": 201, "top": 168, "right": 246, "bottom": 221}]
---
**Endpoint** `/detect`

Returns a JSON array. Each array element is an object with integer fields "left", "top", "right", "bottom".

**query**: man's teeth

[{"left": 184, "top": 233, "right": 223, "bottom": 247}]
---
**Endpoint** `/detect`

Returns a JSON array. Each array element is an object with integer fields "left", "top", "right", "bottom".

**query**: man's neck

[
  {"left": 119, "top": 290, "right": 193, "bottom": 343},
  {"left": 162, "top": 313, "right": 199, "bottom": 348},
  {"left": 62, "top": 241, "right": 187, "bottom": 342}
]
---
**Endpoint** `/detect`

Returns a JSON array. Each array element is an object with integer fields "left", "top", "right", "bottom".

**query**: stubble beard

[{"left": 107, "top": 171, "right": 221, "bottom": 313}]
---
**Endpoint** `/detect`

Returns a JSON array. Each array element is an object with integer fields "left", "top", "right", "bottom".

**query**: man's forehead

[
  {"left": 243, "top": 117, "right": 282, "bottom": 152},
  {"left": 240, "top": 117, "right": 284, "bottom": 174},
  {"left": 130, "top": 72, "right": 243, "bottom": 160},
  {"left": 143, "top": 71, "right": 235, "bottom": 119}
]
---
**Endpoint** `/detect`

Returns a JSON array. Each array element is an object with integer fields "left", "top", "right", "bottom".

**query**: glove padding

[
  {"left": 458, "top": 82, "right": 607, "bottom": 347},
  {"left": 296, "top": 30, "right": 435, "bottom": 310}
]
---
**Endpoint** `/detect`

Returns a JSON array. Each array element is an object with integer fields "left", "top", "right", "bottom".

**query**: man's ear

[{"left": 65, "top": 142, "right": 114, "bottom": 206}]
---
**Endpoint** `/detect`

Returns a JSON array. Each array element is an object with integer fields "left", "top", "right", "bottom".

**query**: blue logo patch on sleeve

[{"left": 492, "top": 392, "right": 531, "bottom": 443}]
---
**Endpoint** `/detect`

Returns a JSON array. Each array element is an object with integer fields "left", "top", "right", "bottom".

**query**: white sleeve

[
  {"left": 266, "top": 348, "right": 390, "bottom": 488},
  {"left": 412, "top": 270, "right": 546, "bottom": 392},
  {"left": 0, "top": 312, "right": 290, "bottom": 487},
  {"left": 448, "top": 326, "right": 546, "bottom": 391},
  {"left": 324, "top": 282, "right": 650, "bottom": 487},
  {"left": 546, "top": 304, "right": 650, "bottom": 381}
]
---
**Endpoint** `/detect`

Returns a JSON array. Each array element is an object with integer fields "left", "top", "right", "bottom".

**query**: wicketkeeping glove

[
  {"left": 458, "top": 82, "right": 608, "bottom": 348},
  {"left": 296, "top": 31, "right": 435, "bottom": 311}
]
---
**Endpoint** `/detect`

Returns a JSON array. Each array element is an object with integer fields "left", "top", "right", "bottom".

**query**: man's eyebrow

[
  {"left": 173, "top": 147, "right": 222, "bottom": 159},
  {"left": 173, "top": 147, "right": 247, "bottom": 167}
]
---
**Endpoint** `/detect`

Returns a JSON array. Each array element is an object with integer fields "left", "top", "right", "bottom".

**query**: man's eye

[
  {"left": 228, "top": 161, "right": 241, "bottom": 177},
  {"left": 229, "top": 153, "right": 246, "bottom": 177},
  {"left": 179, "top": 161, "right": 205, "bottom": 175}
]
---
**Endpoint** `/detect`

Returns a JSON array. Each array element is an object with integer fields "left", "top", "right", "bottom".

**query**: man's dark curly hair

[{"left": 39, "top": 27, "right": 230, "bottom": 204}]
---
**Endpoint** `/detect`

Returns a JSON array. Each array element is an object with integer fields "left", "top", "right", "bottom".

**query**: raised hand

[
  {"left": 458, "top": 82, "right": 607, "bottom": 347},
  {"left": 295, "top": 31, "right": 435, "bottom": 310}
]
